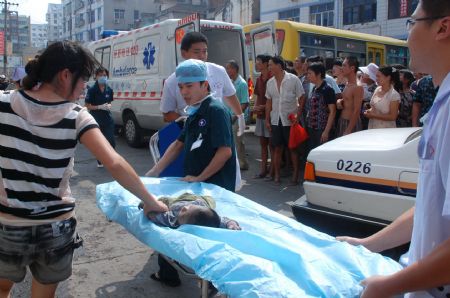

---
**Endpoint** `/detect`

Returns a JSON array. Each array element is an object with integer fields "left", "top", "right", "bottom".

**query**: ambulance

[
  {"left": 292, "top": 128, "right": 420, "bottom": 236},
  {"left": 86, "top": 14, "right": 249, "bottom": 147}
]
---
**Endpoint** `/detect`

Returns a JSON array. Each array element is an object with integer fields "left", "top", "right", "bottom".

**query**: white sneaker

[{"left": 97, "top": 162, "right": 103, "bottom": 168}]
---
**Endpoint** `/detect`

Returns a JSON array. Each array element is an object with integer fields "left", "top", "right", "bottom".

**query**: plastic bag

[{"left": 288, "top": 114, "right": 308, "bottom": 149}]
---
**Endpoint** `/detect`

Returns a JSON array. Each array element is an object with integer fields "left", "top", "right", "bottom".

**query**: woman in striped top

[{"left": 0, "top": 41, "right": 168, "bottom": 297}]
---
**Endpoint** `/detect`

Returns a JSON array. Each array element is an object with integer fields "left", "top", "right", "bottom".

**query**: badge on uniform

[
  {"left": 198, "top": 119, "right": 206, "bottom": 127},
  {"left": 191, "top": 133, "right": 203, "bottom": 151}
]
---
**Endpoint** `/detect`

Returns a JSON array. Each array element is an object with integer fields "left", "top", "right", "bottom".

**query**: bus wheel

[{"left": 123, "top": 112, "right": 143, "bottom": 147}]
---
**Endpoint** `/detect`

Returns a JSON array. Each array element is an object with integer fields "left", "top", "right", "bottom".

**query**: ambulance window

[
  {"left": 175, "top": 23, "right": 197, "bottom": 65},
  {"left": 94, "top": 48, "right": 102, "bottom": 63},
  {"left": 111, "top": 40, "right": 135, "bottom": 78},
  {"left": 202, "top": 28, "right": 246, "bottom": 78},
  {"left": 136, "top": 34, "right": 160, "bottom": 75},
  {"left": 94, "top": 46, "right": 111, "bottom": 71},
  {"left": 102, "top": 47, "right": 111, "bottom": 70}
]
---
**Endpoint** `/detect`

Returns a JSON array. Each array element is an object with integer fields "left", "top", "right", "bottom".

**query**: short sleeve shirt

[
  {"left": 0, "top": 90, "right": 98, "bottom": 224},
  {"left": 412, "top": 76, "right": 437, "bottom": 122},
  {"left": 85, "top": 82, "right": 114, "bottom": 106},
  {"left": 177, "top": 96, "right": 236, "bottom": 191},
  {"left": 368, "top": 86, "right": 400, "bottom": 129},
  {"left": 254, "top": 72, "right": 273, "bottom": 119},
  {"left": 308, "top": 74, "right": 342, "bottom": 99},
  {"left": 160, "top": 62, "right": 236, "bottom": 114},
  {"left": 406, "top": 72, "right": 450, "bottom": 298},
  {"left": 234, "top": 75, "right": 249, "bottom": 105},
  {"left": 305, "top": 81, "right": 336, "bottom": 130},
  {"left": 265, "top": 71, "right": 304, "bottom": 126}
]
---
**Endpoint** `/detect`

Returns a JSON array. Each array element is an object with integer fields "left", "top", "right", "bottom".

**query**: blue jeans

[{"left": 0, "top": 217, "right": 80, "bottom": 284}]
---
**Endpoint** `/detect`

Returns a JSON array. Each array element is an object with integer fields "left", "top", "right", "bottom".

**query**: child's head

[{"left": 177, "top": 205, "right": 220, "bottom": 228}]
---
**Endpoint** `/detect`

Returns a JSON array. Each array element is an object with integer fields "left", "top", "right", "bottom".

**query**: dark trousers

[
  {"left": 91, "top": 111, "right": 116, "bottom": 148},
  {"left": 158, "top": 253, "right": 180, "bottom": 282}
]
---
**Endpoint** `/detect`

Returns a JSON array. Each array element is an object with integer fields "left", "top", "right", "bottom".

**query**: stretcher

[
  {"left": 149, "top": 118, "right": 185, "bottom": 177},
  {"left": 96, "top": 178, "right": 403, "bottom": 298}
]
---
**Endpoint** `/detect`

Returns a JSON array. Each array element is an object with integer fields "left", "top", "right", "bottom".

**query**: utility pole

[{"left": 0, "top": 1, "right": 18, "bottom": 75}]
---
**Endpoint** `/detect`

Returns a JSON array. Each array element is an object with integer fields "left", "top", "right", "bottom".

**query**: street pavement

[{"left": 9, "top": 126, "right": 305, "bottom": 298}]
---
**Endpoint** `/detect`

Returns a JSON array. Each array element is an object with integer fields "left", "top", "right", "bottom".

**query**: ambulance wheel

[{"left": 123, "top": 112, "right": 143, "bottom": 147}]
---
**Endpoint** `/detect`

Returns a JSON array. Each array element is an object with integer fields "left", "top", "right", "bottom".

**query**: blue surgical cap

[{"left": 176, "top": 59, "right": 207, "bottom": 83}]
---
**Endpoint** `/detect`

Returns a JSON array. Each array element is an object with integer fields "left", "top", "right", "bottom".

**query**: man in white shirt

[
  {"left": 265, "top": 56, "right": 304, "bottom": 185},
  {"left": 338, "top": 1, "right": 450, "bottom": 297},
  {"left": 160, "top": 32, "right": 245, "bottom": 137}
]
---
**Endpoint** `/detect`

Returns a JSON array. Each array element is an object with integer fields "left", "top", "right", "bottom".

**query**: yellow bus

[{"left": 244, "top": 20, "right": 409, "bottom": 79}]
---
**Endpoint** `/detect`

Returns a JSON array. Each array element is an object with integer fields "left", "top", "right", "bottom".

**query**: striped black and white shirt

[{"left": 0, "top": 90, "right": 98, "bottom": 224}]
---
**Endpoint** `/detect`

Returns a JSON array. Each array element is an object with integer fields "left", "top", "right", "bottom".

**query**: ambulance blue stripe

[{"left": 315, "top": 176, "right": 416, "bottom": 197}]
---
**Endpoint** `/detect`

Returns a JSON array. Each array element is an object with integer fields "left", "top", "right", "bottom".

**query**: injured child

[{"left": 139, "top": 193, "right": 241, "bottom": 287}]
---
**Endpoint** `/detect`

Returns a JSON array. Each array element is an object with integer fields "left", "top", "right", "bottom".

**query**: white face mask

[
  {"left": 183, "top": 94, "right": 210, "bottom": 116},
  {"left": 97, "top": 76, "right": 108, "bottom": 84}
]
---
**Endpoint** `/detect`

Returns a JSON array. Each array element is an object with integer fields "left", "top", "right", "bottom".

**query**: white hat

[
  {"left": 11, "top": 67, "right": 26, "bottom": 82},
  {"left": 359, "top": 63, "right": 378, "bottom": 82},
  {"left": 0, "top": 74, "right": 5, "bottom": 80}
]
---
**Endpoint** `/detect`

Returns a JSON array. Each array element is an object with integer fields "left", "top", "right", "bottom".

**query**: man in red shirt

[{"left": 252, "top": 54, "right": 273, "bottom": 178}]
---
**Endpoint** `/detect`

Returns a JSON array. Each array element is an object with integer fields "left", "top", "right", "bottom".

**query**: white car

[{"left": 292, "top": 128, "right": 421, "bottom": 229}]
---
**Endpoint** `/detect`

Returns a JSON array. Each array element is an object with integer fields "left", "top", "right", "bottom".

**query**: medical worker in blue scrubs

[
  {"left": 85, "top": 68, "right": 115, "bottom": 167},
  {"left": 148, "top": 59, "right": 237, "bottom": 191},
  {"left": 146, "top": 59, "right": 237, "bottom": 287}
]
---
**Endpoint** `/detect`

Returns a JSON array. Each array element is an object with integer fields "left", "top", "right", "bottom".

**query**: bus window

[
  {"left": 336, "top": 38, "right": 366, "bottom": 65},
  {"left": 245, "top": 32, "right": 252, "bottom": 62},
  {"left": 375, "top": 51, "right": 381, "bottom": 65},
  {"left": 299, "top": 32, "right": 335, "bottom": 68},
  {"left": 202, "top": 28, "right": 246, "bottom": 79},
  {"left": 253, "top": 29, "right": 274, "bottom": 58},
  {"left": 386, "top": 45, "right": 409, "bottom": 66}
]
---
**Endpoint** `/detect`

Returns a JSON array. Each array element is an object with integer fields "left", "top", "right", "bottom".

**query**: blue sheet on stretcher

[{"left": 96, "top": 177, "right": 402, "bottom": 298}]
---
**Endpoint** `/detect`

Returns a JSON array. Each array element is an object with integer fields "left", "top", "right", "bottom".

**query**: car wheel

[{"left": 123, "top": 112, "right": 143, "bottom": 147}]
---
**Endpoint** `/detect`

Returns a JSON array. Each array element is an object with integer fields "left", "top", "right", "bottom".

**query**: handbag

[{"left": 288, "top": 114, "right": 309, "bottom": 149}]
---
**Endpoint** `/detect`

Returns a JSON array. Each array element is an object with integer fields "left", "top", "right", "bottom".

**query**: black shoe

[{"left": 150, "top": 272, "right": 181, "bottom": 287}]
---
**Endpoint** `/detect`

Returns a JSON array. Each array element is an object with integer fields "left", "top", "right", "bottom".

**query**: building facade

[
  {"left": 211, "top": 0, "right": 260, "bottom": 25},
  {"left": 62, "top": 0, "right": 159, "bottom": 43},
  {"left": 0, "top": 11, "right": 31, "bottom": 54},
  {"left": 46, "top": 3, "right": 63, "bottom": 43},
  {"left": 156, "top": 0, "right": 209, "bottom": 21},
  {"left": 30, "top": 24, "right": 48, "bottom": 49},
  {"left": 260, "top": 0, "right": 417, "bottom": 40}
]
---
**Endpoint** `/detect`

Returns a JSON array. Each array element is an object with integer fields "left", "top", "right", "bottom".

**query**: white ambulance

[{"left": 86, "top": 14, "right": 249, "bottom": 147}]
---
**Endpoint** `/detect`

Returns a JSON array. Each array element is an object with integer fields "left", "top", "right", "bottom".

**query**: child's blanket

[{"left": 96, "top": 177, "right": 402, "bottom": 298}]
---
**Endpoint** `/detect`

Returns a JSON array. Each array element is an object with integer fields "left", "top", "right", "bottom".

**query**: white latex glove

[
  {"left": 97, "top": 103, "right": 111, "bottom": 111},
  {"left": 237, "top": 113, "right": 245, "bottom": 137}
]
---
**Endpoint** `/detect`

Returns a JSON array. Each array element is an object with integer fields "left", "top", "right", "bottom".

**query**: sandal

[{"left": 150, "top": 272, "right": 181, "bottom": 287}]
